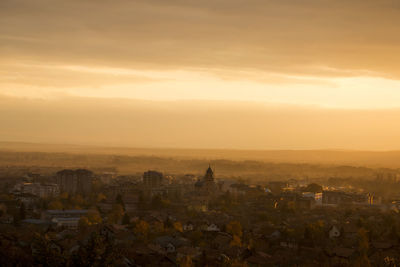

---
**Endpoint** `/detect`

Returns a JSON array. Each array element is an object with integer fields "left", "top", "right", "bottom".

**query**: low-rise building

[
  {"left": 41, "top": 209, "right": 88, "bottom": 229},
  {"left": 42, "top": 209, "right": 88, "bottom": 220},
  {"left": 12, "top": 182, "right": 60, "bottom": 198},
  {"left": 302, "top": 192, "right": 323, "bottom": 205},
  {"left": 51, "top": 217, "right": 81, "bottom": 229}
]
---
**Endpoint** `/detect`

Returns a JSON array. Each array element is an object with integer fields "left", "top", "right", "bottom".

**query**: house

[
  {"left": 0, "top": 214, "right": 14, "bottom": 224},
  {"left": 154, "top": 235, "right": 190, "bottom": 254},
  {"left": 329, "top": 225, "right": 341, "bottom": 239},
  {"left": 183, "top": 222, "right": 194, "bottom": 232},
  {"left": 176, "top": 246, "right": 201, "bottom": 261},
  {"left": 51, "top": 217, "right": 80, "bottom": 229},
  {"left": 212, "top": 232, "right": 232, "bottom": 250},
  {"left": 14, "top": 193, "right": 38, "bottom": 209},
  {"left": 342, "top": 224, "right": 358, "bottom": 239},
  {"left": 371, "top": 241, "right": 393, "bottom": 250},
  {"left": 42, "top": 209, "right": 88, "bottom": 229},
  {"left": 280, "top": 241, "right": 298, "bottom": 249},
  {"left": 206, "top": 223, "right": 220, "bottom": 232},
  {"left": 42, "top": 209, "right": 88, "bottom": 220},
  {"left": 270, "top": 230, "right": 282, "bottom": 239},
  {"left": 329, "top": 247, "right": 355, "bottom": 259},
  {"left": 165, "top": 243, "right": 176, "bottom": 253},
  {"left": 244, "top": 251, "right": 272, "bottom": 266}
]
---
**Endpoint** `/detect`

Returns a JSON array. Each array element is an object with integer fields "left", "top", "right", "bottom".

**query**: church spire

[{"left": 205, "top": 164, "right": 214, "bottom": 181}]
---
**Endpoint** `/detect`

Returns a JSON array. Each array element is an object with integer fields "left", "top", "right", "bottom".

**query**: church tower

[
  {"left": 204, "top": 165, "right": 214, "bottom": 182},
  {"left": 195, "top": 165, "right": 217, "bottom": 196}
]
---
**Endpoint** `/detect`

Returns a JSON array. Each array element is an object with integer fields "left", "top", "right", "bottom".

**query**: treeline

[{"left": 0, "top": 151, "right": 393, "bottom": 181}]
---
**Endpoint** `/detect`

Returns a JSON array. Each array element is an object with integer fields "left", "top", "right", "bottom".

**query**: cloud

[{"left": 1, "top": 0, "right": 400, "bottom": 78}]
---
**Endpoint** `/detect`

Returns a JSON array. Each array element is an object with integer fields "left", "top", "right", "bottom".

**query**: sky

[{"left": 1, "top": 0, "right": 400, "bottom": 149}]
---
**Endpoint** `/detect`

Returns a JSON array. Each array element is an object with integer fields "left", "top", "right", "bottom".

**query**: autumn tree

[
  {"left": 227, "top": 221, "right": 243, "bottom": 247},
  {"left": 179, "top": 255, "right": 193, "bottom": 267},
  {"left": 48, "top": 200, "right": 63, "bottom": 210},
  {"left": 96, "top": 193, "right": 106, "bottom": 203},
  {"left": 151, "top": 194, "right": 163, "bottom": 209},
  {"left": 19, "top": 203, "right": 26, "bottom": 220},
  {"left": 0, "top": 203, "right": 6, "bottom": 217},
  {"left": 134, "top": 220, "right": 149, "bottom": 241},
  {"left": 226, "top": 221, "right": 243, "bottom": 238},
  {"left": 107, "top": 204, "right": 124, "bottom": 224},
  {"left": 71, "top": 229, "right": 120, "bottom": 266},
  {"left": 115, "top": 194, "right": 125, "bottom": 211},
  {"left": 173, "top": 221, "right": 183, "bottom": 233},
  {"left": 304, "top": 183, "right": 323, "bottom": 193},
  {"left": 32, "top": 233, "right": 67, "bottom": 267},
  {"left": 122, "top": 213, "right": 130, "bottom": 225},
  {"left": 354, "top": 228, "right": 371, "bottom": 267},
  {"left": 87, "top": 209, "right": 102, "bottom": 224}
]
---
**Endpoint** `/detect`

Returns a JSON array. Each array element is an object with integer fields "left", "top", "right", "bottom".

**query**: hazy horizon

[{"left": 2, "top": 94, "right": 400, "bottom": 151}]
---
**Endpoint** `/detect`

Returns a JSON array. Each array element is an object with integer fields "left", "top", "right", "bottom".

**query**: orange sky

[{"left": 1, "top": 0, "right": 400, "bottom": 149}]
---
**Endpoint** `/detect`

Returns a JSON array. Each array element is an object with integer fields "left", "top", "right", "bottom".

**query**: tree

[
  {"left": 304, "top": 183, "right": 323, "bottom": 193},
  {"left": 79, "top": 216, "right": 90, "bottom": 232},
  {"left": 354, "top": 228, "right": 371, "bottom": 267},
  {"left": 357, "top": 228, "right": 369, "bottom": 254},
  {"left": 87, "top": 209, "right": 102, "bottom": 224},
  {"left": 188, "top": 230, "right": 203, "bottom": 246},
  {"left": 19, "top": 203, "right": 26, "bottom": 220},
  {"left": 32, "top": 233, "right": 67, "bottom": 267},
  {"left": 60, "top": 192, "right": 69, "bottom": 200},
  {"left": 115, "top": 194, "right": 125, "bottom": 211},
  {"left": 230, "top": 234, "right": 242, "bottom": 247},
  {"left": 71, "top": 228, "right": 120, "bottom": 266},
  {"left": 122, "top": 213, "right": 130, "bottom": 225},
  {"left": 153, "top": 221, "right": 165, "bottom": 233},
  {"left": 164, "top": 217, "right": 173, "bottom": 229},
  {"left": 96, "top": 193, "right": 106, "bottom": 203},
  {"left": 0, "top": 203, "right": 6, "bottom": 217},
  {"left": 227, "top": 221, "right": 243, "bottom": 248},
  {"left": 173, "top": 221, "right": 183, "bottom": 233},
  {"left": 226, "top": 221, "right": 243, "bottom": 238},
  {"left": 138, "top": 192, "right": 146, "bottom": 210},
  {"left": 48, "top": 200, "right": 63, "bottom": 210},
  {"left": 107, "top": 204, "right": 124, "bottom": 224},
  {"left": 303, "top": 225, "right": 314, "bottom": 246},
  {"left": 151, "top": 194, "right": 163, "bottom": 209},
  {"left": 179, "top": 255, "right": 193, "bottom": 267},
  {"left": 134, "top": 220, "right": 149, "bottom": 241},
  {"left": 72, "top": 194, "right": 85, "bottom": 208}
]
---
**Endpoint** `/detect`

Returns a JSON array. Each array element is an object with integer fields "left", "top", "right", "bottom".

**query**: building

[
  {"left": 42, "top": 209, "right": 88, "bottom": 229},
  {"left": 51, "top": 217, "right": 81, "bottom": 229},
  {"left": 143, "top": 171, "right": 164, "bottom": 187},
  {"left": 322, "top": 191, "right": 349, "bottom": 205},
  {"left": 12, "top": 182, "right": 60, "bottom": 198},
  {"left": 56, "top": 169, "right": 93, "bottom": 195},
  {"left": 302, "top": 192, "right": 323, "bottom": 205},
  {"left": 42, "top": 209, "right": 88, "bottom": 220},
  {"left": 329, "top": 226, "right": 341, "bottom": 239},
  {"left": 195, "top": 165, "right": 217, "bottom": 196}
]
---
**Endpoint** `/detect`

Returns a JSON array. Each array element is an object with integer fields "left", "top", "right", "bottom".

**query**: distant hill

[{"left": 1, "top": 141, "right": 400, "bottom": 169}]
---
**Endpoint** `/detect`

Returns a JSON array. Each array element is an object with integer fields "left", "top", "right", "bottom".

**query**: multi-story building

[
  {"left": 56, "top": 169, "right": 93, "bottom": 195},
  {"left": 13, "top": 182, "right": 60, "bottom": 198},
  {"left": 143, "top": 170, "right": 164, "bottom": 188}
]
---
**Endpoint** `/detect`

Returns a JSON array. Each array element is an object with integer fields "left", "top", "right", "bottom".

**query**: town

[{"left": 1, "top": 161, "right": 400, "bottom": 266}]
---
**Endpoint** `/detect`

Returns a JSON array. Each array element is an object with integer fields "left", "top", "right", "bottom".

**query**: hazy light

[{"left": 3, "top": 64, "right": 400, "bottom": 109}]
